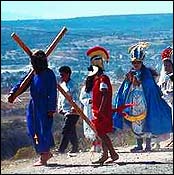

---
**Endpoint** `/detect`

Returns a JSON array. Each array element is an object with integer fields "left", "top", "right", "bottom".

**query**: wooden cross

[{"left": 10, "top": 26, "right": 67, "bottom": 101}]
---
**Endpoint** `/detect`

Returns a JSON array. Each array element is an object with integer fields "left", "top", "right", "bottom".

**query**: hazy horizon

[
  {"left": 1, "top": 1, "right": 173, "bottom": 21},
  {"left": 2, "top": 12, "right": 173, "bottom": 22}
]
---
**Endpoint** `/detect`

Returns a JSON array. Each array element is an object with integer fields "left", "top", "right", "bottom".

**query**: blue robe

[
  {"left": 113, "top": 66, "right": 172, "bottom": 135},
  {"left": 11, "top": 68, "right": 57, "bottom": 153}
]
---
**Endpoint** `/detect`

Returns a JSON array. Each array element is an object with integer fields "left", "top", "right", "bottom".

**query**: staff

[{"left": 57, "top": 84, "right": 98, "bottom": 136}]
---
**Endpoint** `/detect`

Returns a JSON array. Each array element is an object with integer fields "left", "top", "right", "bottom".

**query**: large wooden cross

[{"left": 10, "top": 26, "right": 67, "bottom": 100}]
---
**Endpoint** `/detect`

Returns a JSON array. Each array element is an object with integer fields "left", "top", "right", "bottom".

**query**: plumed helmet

[
  {"left": 86, "top": 46, "right": 109, "bottom": 70},
  {"left": 128, "top": 42, "right": 150, "bottom": 62},
  {"left": 161, "top": 46, "right": 173, "bottom": 62}
]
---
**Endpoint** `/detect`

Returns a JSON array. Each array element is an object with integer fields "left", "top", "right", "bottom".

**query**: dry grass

[{"left": 12, "top": 146, "right": 36, "bottom": 160}]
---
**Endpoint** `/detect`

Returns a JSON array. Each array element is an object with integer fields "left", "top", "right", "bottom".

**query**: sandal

[
  {"left": 92, "top": 154, "right": 108, "bottom": 165},
  {"left": 33, "top": 159, "right": 47, "bottom": 166}
]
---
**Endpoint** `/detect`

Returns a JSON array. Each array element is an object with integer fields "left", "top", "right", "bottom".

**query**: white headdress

[{"left": 128, "top": 42, "right": 150, "bottom": 62}]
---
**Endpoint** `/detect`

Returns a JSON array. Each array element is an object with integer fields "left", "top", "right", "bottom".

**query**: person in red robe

[{"left": 88, "top": 65, "right": 119, "bottom": 165}]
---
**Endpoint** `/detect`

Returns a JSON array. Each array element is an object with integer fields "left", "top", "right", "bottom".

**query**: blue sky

[{"left": 1, "top": 1, "right": 173, "bottom": 21}]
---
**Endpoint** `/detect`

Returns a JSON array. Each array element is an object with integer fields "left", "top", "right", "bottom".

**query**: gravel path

[{"left": 1, "top": 146, "right": 173, "bottom": 174}]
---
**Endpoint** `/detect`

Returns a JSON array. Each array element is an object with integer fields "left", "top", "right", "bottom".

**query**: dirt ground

[{"left": 1, "top": 144, "right": 173, "bottom": 174}]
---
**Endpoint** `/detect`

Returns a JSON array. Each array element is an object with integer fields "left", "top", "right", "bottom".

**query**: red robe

[{"left": 91, "top": 74, "right": 113, "bottom": 136}]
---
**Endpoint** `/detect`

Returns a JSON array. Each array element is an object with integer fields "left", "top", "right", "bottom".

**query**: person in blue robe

[
  {"left": 8, "top": 50, "right": 57, "bottom": 166},
  {"left": 113, "top": 42, "right": 172, "bottom": 152}
]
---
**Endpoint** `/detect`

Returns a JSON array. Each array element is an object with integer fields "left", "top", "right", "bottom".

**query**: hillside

[{"left": 1, "top": 13, "right": 173, "bottom": 91}]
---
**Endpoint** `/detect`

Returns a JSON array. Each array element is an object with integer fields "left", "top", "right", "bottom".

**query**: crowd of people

[{"left": 8, "top": 43, "right": 173, "bottom": 166}]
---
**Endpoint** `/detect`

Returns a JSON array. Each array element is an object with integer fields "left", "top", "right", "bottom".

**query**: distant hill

[
  {"left": 1, "top": 13, "right": 173, "bottom": 90},
  {"left": 2, "top": 13, "right": 173, "bottom": 32}
]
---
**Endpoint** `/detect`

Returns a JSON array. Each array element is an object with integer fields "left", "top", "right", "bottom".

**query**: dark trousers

[{"left": 58, "top": 114, "right": 79, "bottom": 153}]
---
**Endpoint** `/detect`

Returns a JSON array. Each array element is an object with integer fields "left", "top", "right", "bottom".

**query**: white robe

[
  {"left": 79, "top": 86, "right": 95, "bottom": 141},
  {"left": 154, "top": 65, "right": 173, "bottom": 146},
  {"left": 158, "top": 66, "right": 173, "bottom": 120}
]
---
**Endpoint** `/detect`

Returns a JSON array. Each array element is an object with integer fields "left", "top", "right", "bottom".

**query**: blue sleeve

[
  {"left": 112, "top": 79, "right": 131, "bottom": 129},
  {"left": 9, "top": 70, "right": 32, "bottom": 95}
]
